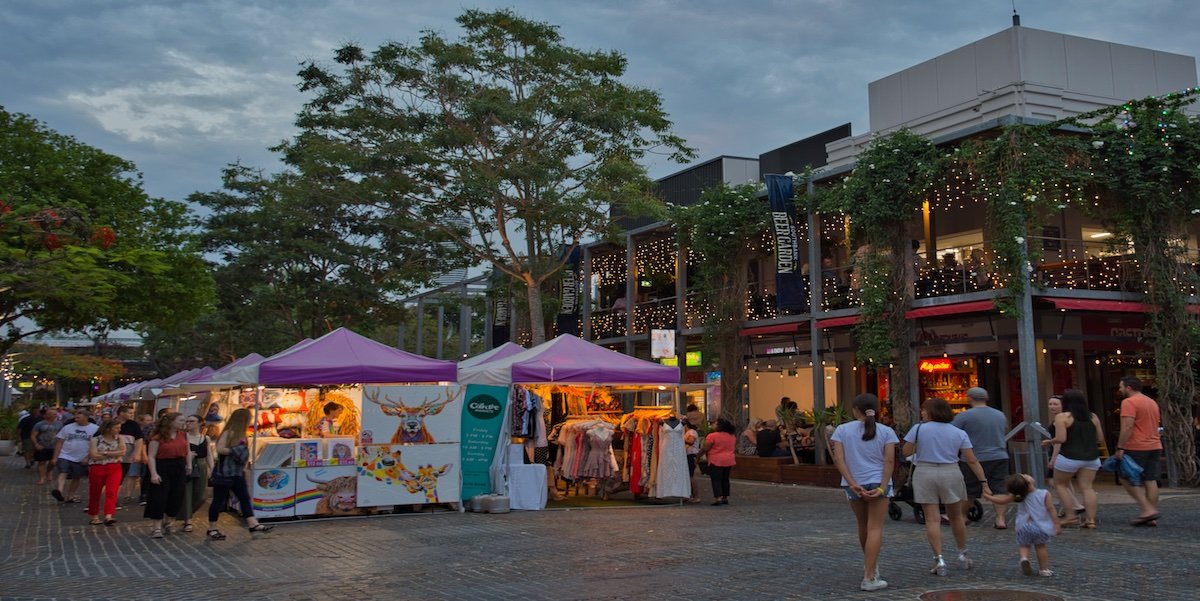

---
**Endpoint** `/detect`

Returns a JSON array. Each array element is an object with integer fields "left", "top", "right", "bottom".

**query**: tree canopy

[
  {"left": 0, "top": 107, "right": 213, "bottom": 353},
  {"left": 285, "top": 8, "right": 693, "bottom": 344}
]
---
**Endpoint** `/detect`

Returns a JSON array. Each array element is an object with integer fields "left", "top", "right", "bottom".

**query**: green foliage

[
  {"left": 670, "top": 182, "right": 770, "bottom": 423},
  {"left": 0, "top": 406, "right": 17, "bottom": 439},
  {"left": 0, "top": 107, "right": 212, "bottom": 352},
  {"left": 285, "top": 9, "right": 693, "bottom": 344},
  {"left": 11, "top": 343, "right": 126, "bottom": 382}
]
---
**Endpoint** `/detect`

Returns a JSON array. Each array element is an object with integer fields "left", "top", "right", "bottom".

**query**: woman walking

[
  {"left": 902, "top": 398, "right": 991, "bottom": 576},
  {"left": 698, "top": 418, "right": 737, "bottom": 506},
  {"left": 1041, "top": 389, "right": 1103, "bottom": 529},
  {"left": 175, "top": 414, "right": 214, "bottom": 532},
  {"left": 86, "top": 420, "right": 126, "bottom": 526},
  {"left": 1046, "top": 395, "right": 1085, "bottom": 521},
  {"left": 145, "top": 412, "right": 192, "bottom": 538},
  {"left": 830, "top": 393, "right": 898, "bottom": 592},
  {"left": 206, "top": 408, "right": 273, "bottom": 540}
]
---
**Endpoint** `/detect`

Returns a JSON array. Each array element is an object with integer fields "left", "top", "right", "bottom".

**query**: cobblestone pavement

[{"left": 2, "top": 454, "right": 1198, "bottom": 600}]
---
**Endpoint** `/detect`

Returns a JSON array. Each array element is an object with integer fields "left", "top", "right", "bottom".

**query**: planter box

[
  {"left": 779, "top": 463, "right": 841, "bottom": 488},
  {"left": 730, "top": 455, "right": 789, "bottom": 483}
]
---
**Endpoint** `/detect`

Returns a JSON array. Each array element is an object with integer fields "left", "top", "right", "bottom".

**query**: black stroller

[{"left": 888, "top": 458, "right": 983, "bottom": 524}]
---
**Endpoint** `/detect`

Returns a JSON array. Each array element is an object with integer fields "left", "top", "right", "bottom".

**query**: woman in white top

[
  {"left": 902, "top": 397, "right": 990, "bottom": 577},
  {"left": 830, "top": 393, "right": 898, "bottom": 593}
]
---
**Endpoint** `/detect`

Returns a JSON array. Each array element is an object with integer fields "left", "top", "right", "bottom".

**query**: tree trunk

[
  {"left": 888, "top": 233, "right": 915, "bottom": 431},
  {"left": 525, "top": 277, "right": 547, "bottom": 346}
]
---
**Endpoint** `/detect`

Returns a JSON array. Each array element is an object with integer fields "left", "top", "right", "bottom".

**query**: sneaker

[
  {"left": 1039, "top": 569, "right": 1054, "bottom": 577},
  {"left": 860, "top": 577, "right": 888, "bottom": 592},
  {"left": 150, "top": 528, "right": 163, "bottom": 539},
  {"left": 930, "top": 557, "right": 947, "bottom": 576},
  {"left": 1020, "top": 557, "right": 1034, "bottom": 576},
  {"left": 957, "top": 551, "right": 974, "bottom": 570},
  {"left": 138, "top": 500, "right": 147, "bottom": 506}
]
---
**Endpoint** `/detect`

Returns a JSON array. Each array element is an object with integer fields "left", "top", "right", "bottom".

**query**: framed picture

[{"left": 356, "top": 443, "right": 461, "bottom": 507}]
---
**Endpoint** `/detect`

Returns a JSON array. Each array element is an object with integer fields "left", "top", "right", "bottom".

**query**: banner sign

[
  {"left": 459, "top": 384, "right": 509, "bottom": 501},
  {"left": 766, "top": 174, "right": 806, "bottom": 311},
  {"left": 650, "top": 329, "right": 676, "bottom": 359},
  {"left": 556, "top": 247, "right": 581, "bottom": 336}
]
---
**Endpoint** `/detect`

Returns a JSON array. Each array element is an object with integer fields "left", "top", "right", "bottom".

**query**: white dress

[{"left": 655, "top": 421, "right": 692, "bottom": 499}]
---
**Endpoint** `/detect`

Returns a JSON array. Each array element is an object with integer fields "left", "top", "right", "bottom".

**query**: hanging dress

[{"left": 655, "top": 421, "right": 692, "bottom": 499}]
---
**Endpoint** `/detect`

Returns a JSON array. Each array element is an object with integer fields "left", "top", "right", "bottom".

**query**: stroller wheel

[
  {"left": 888, "top": 502, "right": 902, "bottom": 521},
  {"left": 914, "top": 505, "right": 926, "bottom": 524},
  {"left": 967, "top": 499, "right": 984, "bottom": 522}
]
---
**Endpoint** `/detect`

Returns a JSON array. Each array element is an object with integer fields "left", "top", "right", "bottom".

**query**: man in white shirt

[{"left": 52, "top": 408, "right": 99, "bottom": 503}]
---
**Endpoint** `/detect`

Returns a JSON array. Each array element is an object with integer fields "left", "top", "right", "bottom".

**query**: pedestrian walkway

[{"left": 1, "top": 455, "right": 1197, "bottom": 600}]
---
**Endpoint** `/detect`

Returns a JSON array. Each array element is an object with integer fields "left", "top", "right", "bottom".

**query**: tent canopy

[
  {"left": 458, "top": 342, "right": 526, "bottom": 370},
  {"left": 257, "top": 327, "right": 457, "bottom": 386},
  {"left": 458, "top": 334, "right": 678, "bottom": 386},
  {"left": 178, "top": 352, "right": 266, "bottom": 391}
]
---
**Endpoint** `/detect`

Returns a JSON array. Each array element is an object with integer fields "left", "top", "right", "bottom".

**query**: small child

[{"left": 983, "top": 473, "right": 1061, "bottom": 577}]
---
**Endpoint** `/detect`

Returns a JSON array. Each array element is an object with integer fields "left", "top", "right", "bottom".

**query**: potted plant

[{"left": 0, "top": 406, "right": 18, "bottom": 456}]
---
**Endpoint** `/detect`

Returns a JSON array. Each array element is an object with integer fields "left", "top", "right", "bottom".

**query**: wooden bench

[
  {"left": 779, "top": 463, "right": 842, "bottom": 488},
  {"left": 730, "top": 455, "right": 789, "bottom": 483}
]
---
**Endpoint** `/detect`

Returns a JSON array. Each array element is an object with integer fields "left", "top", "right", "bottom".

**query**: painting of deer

[{"left": 364, "top": 388, "right": 455, "bottom": 444}]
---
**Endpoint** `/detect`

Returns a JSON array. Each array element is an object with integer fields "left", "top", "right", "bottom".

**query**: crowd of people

[
  {"left": 827, "top": 375, "right": 1164, "bottom": 592},
  {"left": 14, "top": 403, "right": 274, "bottom": 540}
]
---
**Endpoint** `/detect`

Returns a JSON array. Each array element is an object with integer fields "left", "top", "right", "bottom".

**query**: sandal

[
  {"left": 89, "top": 519, "right": 102, "bottom": 526},
  {"left": 105, "top": 519, "right": 117, "bottom": 526},
  {"left": 206, "top": 529, "right": 227, "bottom": 540},
  {"left": 182, "top": 523, "right": 195, "bottom": 533},
  {"left": 150, "top": 528, "right": 163, "bottom": 539},
  {"left": 1082, "top": 520, "right": 1097, "bottom": 529},
  {"left": 248, "top": 524, "right": 274, "bottom": 534}
]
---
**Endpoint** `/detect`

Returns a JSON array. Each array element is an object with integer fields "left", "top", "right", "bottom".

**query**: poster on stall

[
  {"left": 356, "top": 443, "right": 461, "bottom": 507},
  {"left": 295, "top": 465, "right": 373, "bottom": 517},
  {"left": 459, "top": 384, "right": 508, "bottom": 501},
  {"left": 251, "top": 467, "right": 297, "bottom": 519},
  {"left": 360, "top": 385, "right": 462, "bottom": 445}
]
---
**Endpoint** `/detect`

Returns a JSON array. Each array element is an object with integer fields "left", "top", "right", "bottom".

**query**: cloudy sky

[{"left": 3, "top": 0, "right": 1199, "bottom": 205}]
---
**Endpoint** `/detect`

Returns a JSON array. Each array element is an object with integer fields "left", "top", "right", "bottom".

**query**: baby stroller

[{"left": 888, "top": 457, "right": 983, "bottom": 524}]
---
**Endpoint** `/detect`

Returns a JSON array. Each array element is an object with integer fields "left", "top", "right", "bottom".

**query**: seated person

[
  {"left": 736, "top": 419, "right": 762, "bottom": 456},
  {"left": 756, "top": 420, "right": 790, "bottom": 458}
]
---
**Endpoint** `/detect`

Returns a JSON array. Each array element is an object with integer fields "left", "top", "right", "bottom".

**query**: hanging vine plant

[
  {"left": 1047, "top": 90, "right": 1200, "bottom": 485},
  {"left": 817, "top": 129, "right": 941, "bottom": 428},
  {"left": 669, "top": 182, "right": 771, "bottom": 424}
]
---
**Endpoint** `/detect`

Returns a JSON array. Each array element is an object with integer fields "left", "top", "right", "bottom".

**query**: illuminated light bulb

[{"left": 1116, "top": 349, "right": 1122, "bottom": 355}]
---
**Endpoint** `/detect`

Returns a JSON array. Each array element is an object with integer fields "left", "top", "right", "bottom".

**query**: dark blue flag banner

[
  {"left": 765, "top": 174, "right": 806, "bottom": 311},
  {"left": 556, "top": 246, "right": 581, "bottom": 336}
]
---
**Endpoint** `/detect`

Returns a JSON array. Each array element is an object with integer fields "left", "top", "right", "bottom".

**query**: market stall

[
  {"left": 458, "top": 334, "right": 684, "bottom": 510},
  {"left": 239, "top": 328, "right": 462, "bottom": 521}
]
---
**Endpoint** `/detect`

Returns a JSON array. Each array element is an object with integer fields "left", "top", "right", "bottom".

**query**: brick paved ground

[{"left": 2, "top": 453, "right": 1198, "bottom": 600}]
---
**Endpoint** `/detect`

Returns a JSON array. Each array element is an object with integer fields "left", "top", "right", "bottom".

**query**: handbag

[{"left": 208, "top": 455, "right": 235, "bottom": 488}]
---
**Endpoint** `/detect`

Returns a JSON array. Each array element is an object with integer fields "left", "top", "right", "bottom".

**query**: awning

[
  {"left": 1044, "top": 298, "right": 1148, "bottom": 313},
  {"left": 815, "top": 315, "right": 860, "bottom": 329},
  {"left": 905, "top": 300, "right": 996, "bottom": 319},
  {"left": 739, "top": 322, "right": 803, "bottom": 337}
]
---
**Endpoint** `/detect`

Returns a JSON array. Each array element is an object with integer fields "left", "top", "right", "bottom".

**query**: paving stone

[{"left": 3, "top": 456, "right": 1199, "bottom": 600}]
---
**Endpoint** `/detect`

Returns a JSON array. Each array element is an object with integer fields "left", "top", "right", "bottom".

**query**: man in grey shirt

[{"left": 952, "top": 387, "right": 1011, "bottom": 528}]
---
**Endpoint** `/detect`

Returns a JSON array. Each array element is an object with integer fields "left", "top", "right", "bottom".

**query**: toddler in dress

[{"left": 983, "top": 473, "right": 1061, "bottom": 577}]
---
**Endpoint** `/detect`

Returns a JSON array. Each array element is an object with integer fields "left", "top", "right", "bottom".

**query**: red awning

[
  {"left": 1044, "top": 298, "right": 1150, "bottom": 313},
  {"left": 815, "top": 315, "right": 860, "bottom": 329},
  {"left": 739, "top": 322, "right": 803, "bottom": 337},
  {"left": 905, "top": 300, "right": 996, "bottom": 319}
]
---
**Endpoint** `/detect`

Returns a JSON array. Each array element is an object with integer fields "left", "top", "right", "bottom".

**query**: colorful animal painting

[
  {"left": 358, "top": 447, "right": 408, "bottom": 485},
  {"left": 399, "top": 464, "right": 453, "bottom": 503},
  {"left": 364, "top": 388, "right": 454, "bottom": 444},
  {"left": 305, "top": 473, "right": 358, "bottom": 515}
]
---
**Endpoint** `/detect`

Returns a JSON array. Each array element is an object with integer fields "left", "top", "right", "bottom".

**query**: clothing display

[{"left": 552, "top": 419, "right": 618, "bottom": 482}]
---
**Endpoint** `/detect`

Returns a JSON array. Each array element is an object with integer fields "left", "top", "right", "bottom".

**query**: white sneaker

[
  {"left": 930, "top": 557, "right": 947, "bottom": 576},
  {"left": 1020, "top": 557, "right": 1034, "bottom": 576},
  {"left": 957, "top": 551, "right": 974, "bottom": 570},
  {"left": 860, "top": 577, "right": 888, "bottom": 591}
]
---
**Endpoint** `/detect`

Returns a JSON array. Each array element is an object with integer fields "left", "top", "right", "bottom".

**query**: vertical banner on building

[
  {"left": 766, "top": 174, "right": 806, "bottom": 311},
  {"left": 556, "top": 247, "right": 581, "bottom": 336},
  {"left": 491, "top": 270, "right": 511, "bottom": 346},
  {"left": 459, "top": 384, "right": 508, "bottom": 501}
]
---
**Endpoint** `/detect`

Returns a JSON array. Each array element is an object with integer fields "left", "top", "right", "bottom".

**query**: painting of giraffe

[{"left": 355, "top": 443, "right": 461, "bottom": 507}]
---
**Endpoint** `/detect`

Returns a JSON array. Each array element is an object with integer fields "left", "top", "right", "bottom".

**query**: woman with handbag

[
  {"left": 86, "top": 420, "right": 126, "bottom": 526},
  {"left": 902, "top": 398, "right": 990, "bottom": 577},
  {"left": 175, "top": 414, "right": 214, "bottom": 533},
  {"left": 206, "top": 408, "right": 273, "bottom": 540}
]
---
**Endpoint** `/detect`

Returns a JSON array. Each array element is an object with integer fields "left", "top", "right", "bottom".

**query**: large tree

[
  {"left": 285, "top": 9, "right": 693, "bottom": 344},
  {"left": 146, "top": 163, "right": 463, "bottom": 366},
  {"left": 0, "top": 107, "right": 212, "bottom": 354}
]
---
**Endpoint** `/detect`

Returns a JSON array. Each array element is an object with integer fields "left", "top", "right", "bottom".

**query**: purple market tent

[
  {"left": 457, "top": 334, "right": 678, "bottom": 387},
  {"left": 256, "top": 327, "right": 457, "bottom": 386},
  {"left": 456, "top": 341, "right": 526, "bottom": 373},
  {"left": 457, "top": 334, "right": 679, "bottom": 504}
]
